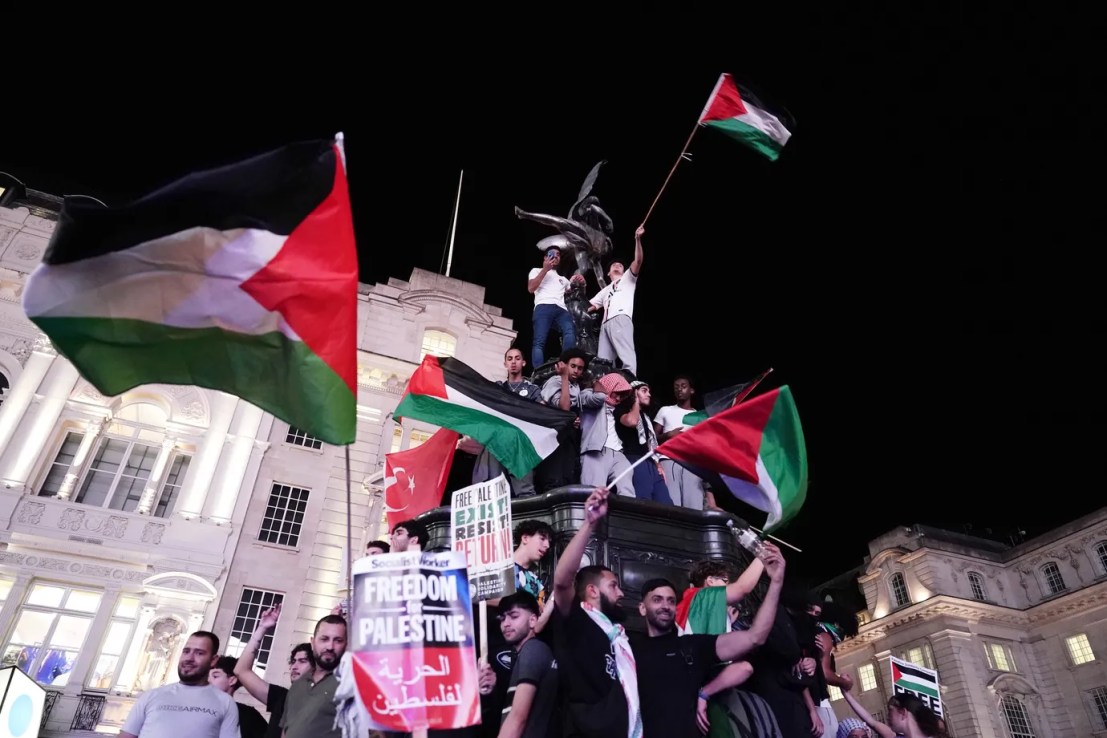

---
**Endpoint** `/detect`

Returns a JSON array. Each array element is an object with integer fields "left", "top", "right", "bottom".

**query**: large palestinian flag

[
  {"left": 394, "top": 356, "right": 576, "bottom": 477},
  {"left": 657, "top": 386, "right": 807, "bottom": 530},
  {"left": 22, "top": 138, "right": 358, "bottom": 444},
  {"left": 699, "top": 74, "right": 793, "bottom": 161}
]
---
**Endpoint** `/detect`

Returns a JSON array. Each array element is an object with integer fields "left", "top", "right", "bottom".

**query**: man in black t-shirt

[
  {"left": 632, "top": 552, "right": 785, "bottom": 738},
  {"left": 550, "top": 488, "right": 633, "bottom": 738},
  {"left": 497, "top": 591, "right": 560, "bottom": 738}
]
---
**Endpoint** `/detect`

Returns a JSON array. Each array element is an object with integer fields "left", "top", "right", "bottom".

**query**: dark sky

[{"left": 3, "top": 8, "right": 1103, "bottom": 582}]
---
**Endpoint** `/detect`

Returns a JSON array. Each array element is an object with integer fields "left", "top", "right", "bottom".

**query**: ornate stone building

[
  {"left": 0, "top": 188, "right": 517, "bottom": 734},
  {"left": 821, "top": 508, "right": 1107, "bottom": 738}
]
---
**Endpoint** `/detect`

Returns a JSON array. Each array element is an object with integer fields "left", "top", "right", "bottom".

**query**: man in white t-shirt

[
  {"left": 653, "top": 375, "right": 714, "bottom": 510},
  {"left": 527, "top": 248, "right": 585, "bottom": 368},
  {"left": 120, "top": 630, "right": 239, "bottom": 738},
  {"left": 587, "top": 224, "right": 645, "bottom": 376}
]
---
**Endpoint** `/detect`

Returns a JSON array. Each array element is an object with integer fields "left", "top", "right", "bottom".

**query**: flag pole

[
  {"left": 640, "top": 74, "right": 726, "bottom": 227},
  {"left": 589, "top": 453, "right": 658, "bottom": 509},
  {"left": 640, "top": 121, "right": 701, "bottom": 227},
  {"left": 749, "top": 524, "right": 803, "bottom": 553},
  {"left": 334, "top": 130, "right": 356, "bottom": 602},
  {"left": 444, "top": 169, "right": 464, "bottom": 277}
]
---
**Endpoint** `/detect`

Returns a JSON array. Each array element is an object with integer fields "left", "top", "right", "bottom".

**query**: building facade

[
  {"left": 0, "top": 192, "right": 517, "bottom": 734},
  {"left": 821, "top": 509, "right": 1107, "bottom": 738}
]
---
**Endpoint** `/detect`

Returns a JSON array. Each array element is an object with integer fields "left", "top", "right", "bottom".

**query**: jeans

[{"left": 532, "top": 303, "right": 576, "bottom": 367}]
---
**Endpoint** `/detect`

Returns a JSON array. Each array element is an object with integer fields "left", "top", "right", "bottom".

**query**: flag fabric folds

[
  {"left": 657, "top": 385, "right": 808, "bottom": 530},
  {"left": 683, "top": 368, "right": 773, "bottom": 426},
  {"left": 699, "top": 74, "right": 793, "bottom": 161},
  {"left": 384, "top": 427, "right": 460, "bottom": 530},
  {"left": 393, "top": 356, "right": 576, "bottom": 478},
  {"left": 674, "top": 585, "right": 728, "bottom": 636},
  {"left": 22, "top": 138, "right": 359, "bottom": 444}
]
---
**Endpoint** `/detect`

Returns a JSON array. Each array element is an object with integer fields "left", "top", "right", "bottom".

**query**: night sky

[{"left": 3, "top": 7, "right": 1103, "bottom": 583}]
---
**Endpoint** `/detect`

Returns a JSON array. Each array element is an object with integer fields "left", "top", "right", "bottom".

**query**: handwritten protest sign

[{"left": 450, "top": 474, "right": 514, "bottom": 601}]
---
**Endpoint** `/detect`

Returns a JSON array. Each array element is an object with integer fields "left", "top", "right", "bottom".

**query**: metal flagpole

[
  {"left": 333, "top": 131, "right": 356, "bottom": 602},
  {"left": 445, "top": 169, "right": 464, "bottom": 277}
]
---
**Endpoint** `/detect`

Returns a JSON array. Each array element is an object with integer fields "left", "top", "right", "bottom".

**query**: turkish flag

[{"left": 384, "top": 427, "right": 460, "bottom": 530}]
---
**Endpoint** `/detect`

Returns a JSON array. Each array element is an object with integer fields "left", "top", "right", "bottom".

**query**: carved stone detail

[
  {"left": 16, "top": 501, "right": 45, "bottom": 524},
  {"left": 32, "top": 333, "right": 56, "bottom": 355},
  {"left": 141, "top": 522, "right": 166, "bottom": 544},
  {"left": 59, "top": 508, "right": 86, "bottom": 530},
  {"left": 0, "top": 552, "right": 145, "bottom": 582}
]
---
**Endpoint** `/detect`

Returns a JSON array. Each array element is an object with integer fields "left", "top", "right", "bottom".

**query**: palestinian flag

[
  {"left": 699, "top": 74, "right": 793, "bottom": 161},
  {"left": 394, "top": 356, "right": 575, "bottom": 478},
  {"left": 657, "top": 386, "right": 807, "bottom": 530},
  {"left": 22, "top": 138, "right": 358, "bottom": 445},
  {"left": 675, "top": 585, "right": 728, "bottom": 636},
  {"left": 684, "top": 368, "right": 773, "bottom": 426},
  {"left": 892, "top": 658, "right": 941, "bottom": 701}
]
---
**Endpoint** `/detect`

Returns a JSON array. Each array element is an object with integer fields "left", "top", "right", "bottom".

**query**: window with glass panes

[
  {"left": 389, "top": 427, "right": 433, "bottom": 454},
  {"left": 420, "top": 330, "right": 456, "bottom": 360},
  {"left": 1086, "top": 686, "right": 1107, "bottom": 732},
  {"left": 1096, "top": 542, "right": 1107, "bottom": 575},
  {"left": 858, "top": 663, "right": 878, "bottom": 691},
  {"left": 259, "top": 484, "right": 309, "bottom": 547},
  {"left": 890, "top": 572, "right": 910, "bottom": 607},
  {"left": 1000, "top": 695, "right": 1035, "bottom": 737},
  {"left": 985, "top": 642, "right": 1015, "bottom": 672},
  {"left": 968, "top": 571, "right": 987, "bottom": 600},
  {"left": 1065, "top": 634, "right": 1096, "bottom": 665},
  {"left": 38, "top": 431, "right": 84, "bottom": 498},
  {"left": 87, "top": 595, "right": 141, "bottom": 690},
  {"left": 153, "top": 454, "right": 190, "bottom": 518},
  {"left": 226, "top": 588, "right": 284, "bottom": 677},
  {"left": 1, "top": 584, "right": 101, "bottom": 685},
  {"left": 1041, "top": 562, "right": 1066, "bottom": 595},
  {"left": 285, "top": 426, "right": 323, "bottom": 450},
  {"left": 902, "top": 644, "right": 935, "bottom": 671}
]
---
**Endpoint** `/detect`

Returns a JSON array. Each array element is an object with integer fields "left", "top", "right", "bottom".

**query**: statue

[
  {"left": 564, "top": 281, "right": 601, "bottom": 356},
  {"left": 135, "top": 617, "right": 183, "bottom": 691},
  {"left": 514, "top": 160, "right": 615, "bottom": 290}
]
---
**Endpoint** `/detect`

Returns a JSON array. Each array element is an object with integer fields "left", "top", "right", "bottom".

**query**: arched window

[
  {"left": 0, "top": 372, "right": 9, "bottom": 407},
  {"left": 1040, "top": 562, "right": 1066, "bottom": 595},
  {"left": 1095, "top": 541, "right": 1107, "bottom": 576},
  {"left": 1000, "top": 695, "right": 1036, "bottom": 737},
  {"left": 420, "top": 329, "right": 456, "bottom": 360},
  {"left": 890, "top": 572, "right": 910, "bottom": 608},
  {"left": 968, "top": 571, "right": 988, "bottom": 601}
]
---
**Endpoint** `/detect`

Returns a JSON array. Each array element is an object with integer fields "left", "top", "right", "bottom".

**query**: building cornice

[{"left": 837, "top": 581, "right": 1107, "bottom": 654}]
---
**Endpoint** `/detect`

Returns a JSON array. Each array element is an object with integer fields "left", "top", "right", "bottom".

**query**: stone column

[
  {"left": 928, "top": 628, "right": 1003, "bottom": 738},
  {"left": 0, "top": 349, "right": 79, "bottom": 490},
  {"left": 56, "top": 416, "right": 108, "bottom": 500},
  {"left": 116, "top": 602, "right": 157, "bottom": 694},
  {"left": 202, "top": 402, "right": 264, "bottom": 523},
  {"left": 0, "top": 339, "right": 55, "bottom": 458},
  {"left": 176, "top": 393, "right": 237, "bottom": 519},
  {"left": 136, "top": 439, "right": 178, "bottom": 515}
]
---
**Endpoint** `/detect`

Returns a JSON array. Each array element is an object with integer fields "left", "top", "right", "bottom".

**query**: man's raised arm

[
  {"left": 715, "top": 542, "right": 786, "bottom": 662},
  {"left": 553, "top": 488, "right": 609, "bottom": 615}
]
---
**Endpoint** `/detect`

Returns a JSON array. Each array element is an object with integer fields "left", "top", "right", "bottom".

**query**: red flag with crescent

[{"left": 384, "top": 427, "right": 459, "bottom": 530}]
